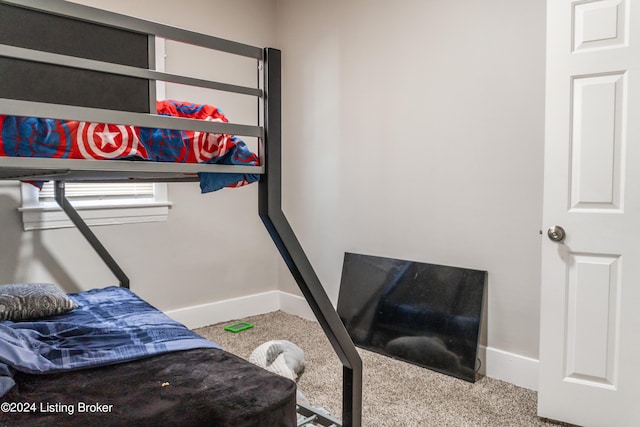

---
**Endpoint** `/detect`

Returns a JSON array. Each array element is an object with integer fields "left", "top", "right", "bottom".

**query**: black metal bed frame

[{"left": 0, "top": 1, "right": 362, "bottom": 425}]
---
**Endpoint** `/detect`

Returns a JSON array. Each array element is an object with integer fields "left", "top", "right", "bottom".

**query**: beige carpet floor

[{"left": 195, "top": 311, "right": 569, "bottom": 427}]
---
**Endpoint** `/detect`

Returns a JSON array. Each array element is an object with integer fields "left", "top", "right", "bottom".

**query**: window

[{"left": 19, "top": 182, "right": 171, "bottom": 231}]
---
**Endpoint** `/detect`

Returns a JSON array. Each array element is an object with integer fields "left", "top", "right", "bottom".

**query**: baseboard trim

[
  {"left": 167, "top": 290, "right": 540, "bottom": 391},
  {"left": 277, "top": 291, "right": 316, "bottom": 320},
  {"left": 166, "top": 290, "right": 281, "bottom": 330},
  {"left": 477, "top": 345, "right": 539, "bottom": 391}
]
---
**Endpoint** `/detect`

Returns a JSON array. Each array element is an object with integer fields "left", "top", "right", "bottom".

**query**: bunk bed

[{"left": 0, "top": 1, "right": 362, "bottom": 426}]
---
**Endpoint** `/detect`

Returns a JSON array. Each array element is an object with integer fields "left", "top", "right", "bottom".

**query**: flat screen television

[{"left": 337, "top": 252, "right": 487, "bottom": 382}]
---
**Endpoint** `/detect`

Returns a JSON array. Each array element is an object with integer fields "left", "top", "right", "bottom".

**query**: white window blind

[
  {"left": 20, "top": 182, "right": 170, "bottom": 230},
  {"left": 38, "top": 182, "right": 156, "bottom": 201}
]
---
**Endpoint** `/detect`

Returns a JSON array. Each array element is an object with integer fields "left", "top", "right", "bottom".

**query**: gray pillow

[{"left": 0, "top": 283, "right": 77, "bottom": 321}]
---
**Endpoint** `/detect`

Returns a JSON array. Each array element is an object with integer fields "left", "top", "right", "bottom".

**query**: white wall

[
  {"left": 0, "top": 0, "right": 548, "bottom": 370},
  {"left": 0, "top": 0, "right": 280, "bottom": 312},
  {"left": 276, "top": 0, "right": 546, "bottom": 360}
]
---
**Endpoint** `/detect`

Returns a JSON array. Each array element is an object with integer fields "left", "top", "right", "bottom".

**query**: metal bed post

[
  {"left": 53, "top": 181, "right": 130, "bottom": 289},
  {"left": 258, "top": 48, "right": 363, "bottom": 427}
]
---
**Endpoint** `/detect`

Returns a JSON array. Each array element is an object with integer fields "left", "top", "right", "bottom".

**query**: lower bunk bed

[{"left": 0, "top": 285, "right": 297, "bottom": 427}]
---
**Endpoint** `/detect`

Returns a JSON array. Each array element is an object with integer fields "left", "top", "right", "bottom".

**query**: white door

[{"left": 539, "top": 1, "right": 640, "bottom": 426}]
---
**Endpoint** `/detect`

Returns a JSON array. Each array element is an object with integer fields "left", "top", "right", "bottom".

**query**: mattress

[
  {"left": 0, "top": 286, "right": 297, "bottom": 426},
  {"left": 1, "top": 348, "right": 297, "bottom": 427}
]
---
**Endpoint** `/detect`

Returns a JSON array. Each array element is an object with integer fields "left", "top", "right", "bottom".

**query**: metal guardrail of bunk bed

[{"left": 0, "top": 1, "right": 363, "bottom": 426}]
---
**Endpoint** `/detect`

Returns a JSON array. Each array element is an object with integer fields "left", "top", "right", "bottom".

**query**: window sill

[{"left": 19, "top": 201, "right": 172, "bottom": 231}]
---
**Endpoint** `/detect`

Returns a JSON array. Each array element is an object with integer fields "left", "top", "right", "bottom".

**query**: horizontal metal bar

[
  {"left": 0, "top": 0, "right": 263, "bottom": 59},
  {"left": 0, "top": 45, "right": 262, "bottom": 97},
  {"left": 297, "top": 403, "right": 342, "bottom": 427},
  {"left": 0, "top": 99, "right": 264, "bottom": 138},
  {"left": 0, "top": 157, "right": 264, "bottom": 180}
]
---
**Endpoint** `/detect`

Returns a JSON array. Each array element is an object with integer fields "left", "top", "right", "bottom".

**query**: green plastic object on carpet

[{"left": 224, "top": 322, "right": 254, "bottom": 333}]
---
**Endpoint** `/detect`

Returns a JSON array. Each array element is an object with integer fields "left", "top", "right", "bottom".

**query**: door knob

[{"left": 547, "top": 225, "right": 566, "bottom": 242}]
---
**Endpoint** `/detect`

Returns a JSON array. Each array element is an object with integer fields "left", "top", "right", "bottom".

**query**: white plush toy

[{"left": 249, "top": 340, "right": 305, "bottom": 381}]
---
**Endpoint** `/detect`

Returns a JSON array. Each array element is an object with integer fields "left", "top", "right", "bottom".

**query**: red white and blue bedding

[
  {"left": 0, "top": 286, "right": 220, "bottom": 397},
  {"left": 0, "top": 100, "right": 260, "bottom": 193}
]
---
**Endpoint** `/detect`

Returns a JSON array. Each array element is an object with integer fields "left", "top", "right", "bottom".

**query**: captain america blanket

[
  {"left": 0, "top": 100, "right": 260, "bottom": 193},
  {"left": 0, "top": 286, "right": 221, "bottom": 397}
]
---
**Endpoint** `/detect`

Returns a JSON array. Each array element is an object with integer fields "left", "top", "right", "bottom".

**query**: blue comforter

[
  {"left": 0, "top": 286, "right": 220, "bottom": 397},
  {"left": 0, "top": 100, "right": 261, "bottom": 193}
]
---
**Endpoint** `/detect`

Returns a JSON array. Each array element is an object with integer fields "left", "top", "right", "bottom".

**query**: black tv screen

[{"left": 337, "top": 252, "right": 487, "bottom": 382}]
